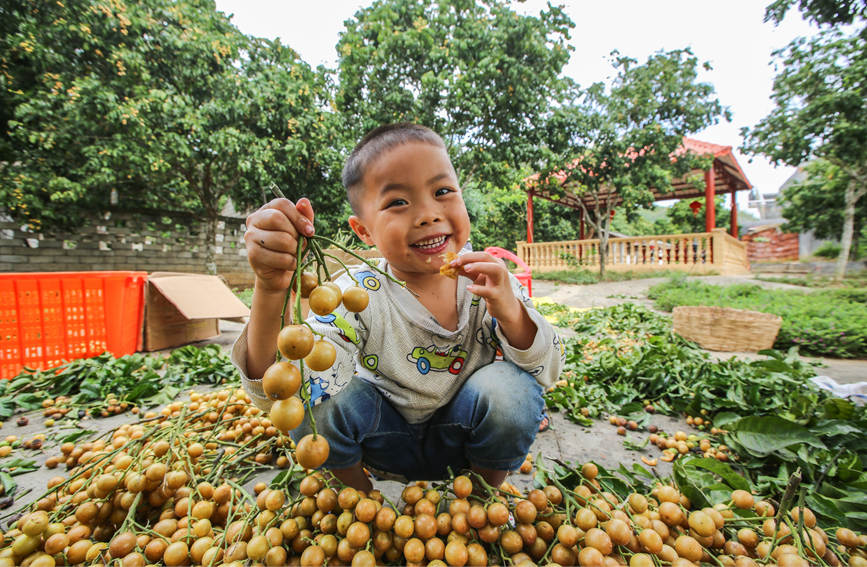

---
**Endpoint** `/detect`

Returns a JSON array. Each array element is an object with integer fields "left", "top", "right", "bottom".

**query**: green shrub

[
  {"left": 534, "top": 269, "right": 601, "bottom": 285},
  {"left": 648, "top": 278, "right": 867, "bottom": 358},
  {"left": 813, "top": 241, "right": 842, "bottom": 258},
  {"left": 535, "top": 269, "right": 700, "bottom": 285}
]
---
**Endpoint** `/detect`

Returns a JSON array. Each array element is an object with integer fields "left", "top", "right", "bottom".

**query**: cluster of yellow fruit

[
  {"left": 3, "top": 383, "right": 866, "bottom": 567},
  {"left": 0, "top": 388, "right": 293, "bottom": 567},
  {"left": 261, "top": 271, "right": 371, "bottom": 471},
  {"left": 648, "top": 430, "right": 734, "bottom": 464}
]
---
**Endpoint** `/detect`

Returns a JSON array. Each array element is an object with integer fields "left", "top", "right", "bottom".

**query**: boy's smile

[{"left": 348, "top": 142, "right": 470, "bottom": 284}]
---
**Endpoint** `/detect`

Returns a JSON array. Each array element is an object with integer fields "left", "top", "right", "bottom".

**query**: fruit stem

[
  {"left": 308, "top": 239, "right": 332, "bottom": 282},
  {"left": 311, "top": 235, "right": 405, "bottom": 287},
  {"left": 302, "top": 321, "right": 325, "bottom": 338},
  {"left": 320, "top": 251, "right": 354, "bottom": 279},
  {"left": 298, "top": 357, "right": 319, "bottom": 436}
]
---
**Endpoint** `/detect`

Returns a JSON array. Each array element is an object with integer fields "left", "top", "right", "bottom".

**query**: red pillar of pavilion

[
  {"left": 730, "top": 189, "right": 738, "bottom": 238},
  {"left": 526, "top": 192, "right": 534, "bottom": 243},
  {"left": 704, "top": 166, "right": 716, "bottom": 232}
]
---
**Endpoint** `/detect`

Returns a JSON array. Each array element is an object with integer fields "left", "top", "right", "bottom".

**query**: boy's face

[{"left": 348, "top": 142, "right": 471, "bottom": 281}]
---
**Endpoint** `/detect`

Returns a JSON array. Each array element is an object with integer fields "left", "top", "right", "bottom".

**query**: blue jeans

[{"left": 290, "top": 361, "right": 545, "bottom": 480}]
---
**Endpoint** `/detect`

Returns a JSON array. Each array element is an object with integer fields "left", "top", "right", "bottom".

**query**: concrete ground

[{"left": 4, "top": 274, "right": 864, "bottom": 518}]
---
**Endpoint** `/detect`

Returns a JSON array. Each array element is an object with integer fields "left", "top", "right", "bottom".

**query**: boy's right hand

[{"left": 244, "top": 197, "right": 315, "bottom": 293}]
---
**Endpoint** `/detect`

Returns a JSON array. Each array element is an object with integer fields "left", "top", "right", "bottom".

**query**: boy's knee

[{"left": 464, "top": 361, "right": 543, "bottom": 430}]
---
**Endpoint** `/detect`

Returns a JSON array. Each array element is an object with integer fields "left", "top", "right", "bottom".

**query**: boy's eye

[
  {"left": 435, "top": 187, "right": 454, "bottom": 197},
  {"left": 385, "top": 199, "right": 407, "bottom": 208}
]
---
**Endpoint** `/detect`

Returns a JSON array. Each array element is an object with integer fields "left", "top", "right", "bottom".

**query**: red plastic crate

[{"left": 0, "top": 271, "right": 147, "bottom": 379}]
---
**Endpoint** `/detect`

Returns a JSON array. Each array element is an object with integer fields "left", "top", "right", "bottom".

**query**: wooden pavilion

[{"left": 518, "top": 138, "right": 754, "bottom": 275}]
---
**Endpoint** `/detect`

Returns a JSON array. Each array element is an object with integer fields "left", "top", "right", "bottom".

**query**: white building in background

[{"left": 745, "top": 167, "right": 835, "bottom": 258}]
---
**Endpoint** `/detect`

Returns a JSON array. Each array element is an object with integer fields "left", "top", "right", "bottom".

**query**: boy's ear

[{"left": 348, "top": 215, "right": 375, "bottom": 246}]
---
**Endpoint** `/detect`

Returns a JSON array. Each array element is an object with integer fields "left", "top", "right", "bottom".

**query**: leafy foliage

[
  {"left": 764, "top": 0, "right": 867, "bottom": 26},
  {"left": 536, "top": 49, "right": 728, "bottom": 275},
  {"left": 814, "top": 241, "right": 844, "bottom": 259},
  {"left": 664, "top": 196, "right": 731, "bottom": 234},
  {"left": 742, "top": 25, "right": 867, "bottom": 278},
  {"left": 609, "top": 204, "right": 674, "bottom": 236},
  {"left": 335, "top": 0, "right": 574, "bottom": 194},
  {"left": 780, "top": 160, "right": 867, "bottom": 257},
  {"left": 648, "top": 277, "right": 867, "bottom": 357},
  {"left": 464, "top": 184, "right": 579, "bottom": 250},
  {"left": 546, "top": 302, "right": 867, "bottom": 528},
  {"left": 0, "top": 0, "right": 344, "bottom": 266},
  {"left": 0, "top": 345, "right": 239, "bottom": 420}
]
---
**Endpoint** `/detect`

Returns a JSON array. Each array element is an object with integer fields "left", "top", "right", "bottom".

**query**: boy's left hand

[{"left": 450, "top": 252, "right": 524, "bottom": 323}]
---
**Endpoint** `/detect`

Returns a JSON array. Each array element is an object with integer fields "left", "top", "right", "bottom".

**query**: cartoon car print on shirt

[
  {"left": 314, "top": 313, "right": 359, "bottom": 345},
  {"left": 309, "top": 375, "right": 331, "bottom": 405},
  {"left": 353, "top": 270, "right": 381, "bottom": 291},
  {"left": 407, "top": 344, "right": 468, "bottom": 375}
]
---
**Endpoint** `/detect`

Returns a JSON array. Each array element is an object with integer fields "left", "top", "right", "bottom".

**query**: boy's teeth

[{"left": 414, "top": 236, "right": 447, "bottom": 249}]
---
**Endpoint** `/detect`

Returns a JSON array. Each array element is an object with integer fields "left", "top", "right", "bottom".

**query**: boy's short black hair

[{"left": 342, "top": 123, "right": 446, "bottom": 215}]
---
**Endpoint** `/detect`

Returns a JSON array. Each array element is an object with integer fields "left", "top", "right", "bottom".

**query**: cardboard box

[{"left": 143, "top": 272, "right": 250, "bottom": 351}]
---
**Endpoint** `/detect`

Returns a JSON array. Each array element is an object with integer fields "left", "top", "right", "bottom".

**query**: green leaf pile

[
  {"left": 547, "top": 302, "right": 867, "bottom": 530},
  {"left": 0, "top": 345, "right": 239, "bottom": 420}
]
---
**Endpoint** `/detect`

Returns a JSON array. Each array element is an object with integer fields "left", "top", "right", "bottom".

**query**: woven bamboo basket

[{"left": 672, "top": 305, "right": 782, "bottom": 352}]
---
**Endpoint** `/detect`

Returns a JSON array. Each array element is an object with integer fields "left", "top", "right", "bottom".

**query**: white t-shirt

[{"left": 233, "top": 259, "right": 565, "bottom": 424}]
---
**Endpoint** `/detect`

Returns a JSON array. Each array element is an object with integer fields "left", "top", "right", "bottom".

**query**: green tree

[
  {"left": 764, "top": 0, "right": 866, "bottom": 26},
  {"left": 334, "top": 0, "right": 574, "bottom": 195},
  {"left": 537, "top": 49, "right": 728, "bottom": 277},
  {"left": 742, "top": 27, "right": 866, "bottom": 279},
  {"left": 779, "top": 160, "right": 867, "bottom": 257},
  {"left": 1, "top": 0, "right": 341, "bottom": 272}
]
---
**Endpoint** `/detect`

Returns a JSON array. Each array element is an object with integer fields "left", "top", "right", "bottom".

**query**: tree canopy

[
  {"left": 779, "top": 160, "right": 866, "bottom": 254},
  {"left": 3, "top": 0, "right": 748, "bottom": 270},
  {"left": 536, "top": 49, "right": 728, "bottom": 275},
  {"left": 764, "top": 0, "right": 867, "bottom": 26},
  {"left": 334, "top": 0, "right": 574, "bottom": 193},
  {"left": 742, "top": 22, "right": 866, "bottom": 277},
  {"left": 1, "top": 0, "right": 343, "bottom": 271}
]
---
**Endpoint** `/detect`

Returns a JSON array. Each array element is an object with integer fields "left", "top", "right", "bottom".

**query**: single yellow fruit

[
  {"left": 277, "top": 325, "right": 315, "bottom": 360},
  {"left": 262, "top": 361, "right": 302, "bottom": 400},
  {"left": 270, "top": 397, "right": 305, "bottom": 434},
  {"left": 304, "top": 340, "right": 337, "bottom": 372},
  {"left": 295, "top": 434, "right": 330, "bottom": 469},
  {"left": 342, "top": 286, "right": 370, "bottom": 312}
]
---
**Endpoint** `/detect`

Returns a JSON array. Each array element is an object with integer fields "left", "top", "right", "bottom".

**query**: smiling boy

[{"left": 235, "top": 123, "right": 564, "bottom": 490}]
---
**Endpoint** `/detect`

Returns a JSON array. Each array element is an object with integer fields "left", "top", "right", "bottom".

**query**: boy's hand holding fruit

[{"left": 244, "top": 197, "right": 316, "bottom": 293}]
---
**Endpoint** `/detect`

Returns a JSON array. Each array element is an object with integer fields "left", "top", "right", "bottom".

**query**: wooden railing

[{"left": 517, "top": 229, "right": 750, "bottom": 275}]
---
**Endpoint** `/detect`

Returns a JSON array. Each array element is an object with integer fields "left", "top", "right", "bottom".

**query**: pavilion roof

[{"left": 526, "top": 137, "right": 753, "bottom": 210}]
